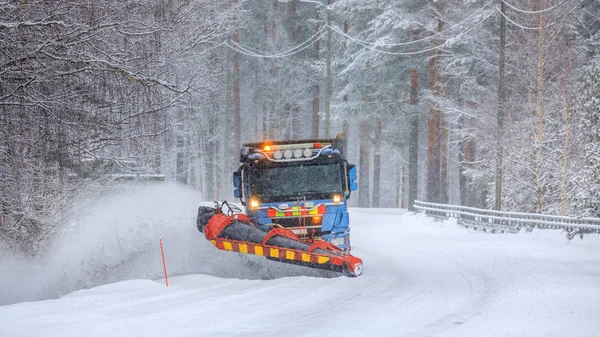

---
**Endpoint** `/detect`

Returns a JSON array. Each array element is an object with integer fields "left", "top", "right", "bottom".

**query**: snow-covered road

[{"left": 1, "top": 184, "right": 599, "bottom": 337}]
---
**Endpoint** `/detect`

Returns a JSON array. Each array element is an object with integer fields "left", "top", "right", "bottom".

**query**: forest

[{"left": 1, "top": 0, "right": 598, "bottom": 255}]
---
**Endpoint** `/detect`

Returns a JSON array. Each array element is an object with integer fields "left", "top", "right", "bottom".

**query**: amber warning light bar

[
  {"left": 240, "top": 137, "right": 341, "bottom": 163},
  {"left": 259, "top": 142, "right": 325, "bottom": 152}
]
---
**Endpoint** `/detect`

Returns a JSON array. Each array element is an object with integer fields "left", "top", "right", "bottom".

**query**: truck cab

[{"left": 233, "top": 134, "right": 358, "bottom": 250}]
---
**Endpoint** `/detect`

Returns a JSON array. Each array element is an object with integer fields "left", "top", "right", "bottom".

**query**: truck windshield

[{"left": 249, "top": 164, "right": 343, "bottom": 202}]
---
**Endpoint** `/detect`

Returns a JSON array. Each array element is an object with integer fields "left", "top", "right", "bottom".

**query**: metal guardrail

[{"left": 413, "top": 200, "right": 600, "bottom": 238}]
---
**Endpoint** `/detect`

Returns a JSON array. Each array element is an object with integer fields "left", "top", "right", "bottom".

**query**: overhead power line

[
  {"left": 329, "top": 10, "right": 494, "bottom": 56},
  {"left": 338, "top": 0, "right": 495, "bottom": 48},
  {"left": 501, "top": 0, "right": 563, "bottom": 14},
  {"left": 225, "top": 26, "right": 326, "bottom": 59},
  {"left": 495, "top": 6, "right": 541, "bottom": 30},
  {"left": 328, "top": 25, "right": 444, "bottom": 56}
]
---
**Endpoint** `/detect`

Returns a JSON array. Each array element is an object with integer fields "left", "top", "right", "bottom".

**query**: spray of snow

[{"left": 0, "top": 182, "right": 331, "bottom": 305}]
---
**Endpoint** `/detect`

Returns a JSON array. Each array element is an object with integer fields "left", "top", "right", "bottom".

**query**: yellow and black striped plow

[
  {"left": 197, "top": 206, "right": 363, "bottom": 277},
  {"left": 208, "top": 238, "right": 360, "bottom": 275}
]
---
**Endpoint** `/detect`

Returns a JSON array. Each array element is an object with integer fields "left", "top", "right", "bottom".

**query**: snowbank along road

[{"left": 1, "top": 184, "right": 599, "bottom": 337}]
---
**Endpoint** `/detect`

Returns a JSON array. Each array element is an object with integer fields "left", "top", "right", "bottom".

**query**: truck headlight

[
  {"left": 249, "top": 197, "right": 260, "bottom": 210},
  {"left": 330, "top": 237, "right": 345, "bottom": 247},
  {"left": 332, "top": 194, "right": 342, "bottom": 203}
]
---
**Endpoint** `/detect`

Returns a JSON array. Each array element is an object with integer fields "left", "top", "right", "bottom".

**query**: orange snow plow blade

[{"left": 197, "top": 203, "right": 363, "bottom": 277}]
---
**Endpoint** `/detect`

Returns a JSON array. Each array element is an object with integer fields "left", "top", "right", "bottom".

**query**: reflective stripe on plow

[
  {"left": 285, "top": 250, "right": 295, "bottom": 260},
  {"left": 213, "top": 239, "right": 346, "bottom": 267},
  {"left": 317, "top": 256, "right": 330, "bottom": 264}
]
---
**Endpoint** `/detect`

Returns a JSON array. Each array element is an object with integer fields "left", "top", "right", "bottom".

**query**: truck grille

[{"left": 270, "top": 217, "right": 327, "bottom": 238}]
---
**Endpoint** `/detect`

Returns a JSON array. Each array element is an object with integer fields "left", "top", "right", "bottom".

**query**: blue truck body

[{"left": 232, "top": 136, "right": 357, "bottom": 250}]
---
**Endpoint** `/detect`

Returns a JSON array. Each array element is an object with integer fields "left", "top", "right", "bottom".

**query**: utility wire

[
  {"left": 501, "top": 0, "right": 563, "bottom": 14},
  {"left": 227, "top": 36, "right": 320, "bottom": 58},
  {"left": 225, "top": 35, "right": 322, "bottom": 59},
  {"left": 330, "top": 10, "right": 494, "bottom": 56},
  {"left": 329, "top": 25, "right": 444, "bottom": 56},
  {"left": 225, "top": 33, "right": 323, "bottom": 59},
  {"left": 226, "top": 25, "right": 326, "bottom": 59},
  {"left": 337, "top": 0, "right": 495, "bottom": 48},
  {"left": 495, "top": 6, "right": 541, "bottom": 30},
  {"left": 235, "top": 25, "right": 325, "bottom": 56}
]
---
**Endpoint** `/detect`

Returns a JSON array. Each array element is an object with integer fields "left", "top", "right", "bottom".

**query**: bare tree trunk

[
  {"left": 221, "top": 129, "right": 229, "bottom": 199},
  {"left": 459, "top": 102, "right": 478, "bottom": 207},
  {"left": 287, "top": 1, "right": 300, "bottom": 139},
  {"left": 560, "top": 48, "right": 571, "bottom": 216},
  {"left": 340, "top": 22, "right": 350, "bottom": 156},
  {"left": 270, "top": 0, "right": 279, "bottom": 139},
  {"left": 440, "top": 117, "right": 448, "bottom": 204},
  {"left": 426, "top": 13, "right": 443, "bottom": 203},
  {"left": 342, "top": 118, "right": 349, "bottom": 157},
  {"left": 262, "top": 103, "right": 268, "bottom": 140},
  {"left": 213, "top": 139, "right": 219, "bottom": 199},
  {"left": 312, "top": 5, "right": 320, "bottom": 139},
  {"left": 397, "top": 164, "right": 405, "bottom": 208},
  {"left": 359, "top": 120, "right": 371, "bottom": 207},
  {"left": 292, "top": 104, "right": 301, "bottom": 138},
  {"left": 495, "top": 0, "right": 506, "bottom": 210},
  {"left": 535, "top": 0, "right": 548, "bottom": 213},
  {"left": 372, "top": 115, "right": 382, "bottom": 207},
  {"left": 465, "top": 137, "right": 477, "bottom": 206},
  {"left": 262, "top": 15, "right": 269, "bottom": 141},
  {"left": 176, "top": 136, "right": 188, "bottom": 184},
  {"left": 408, "top": 32, "right": 420, "bottom": 210},
  {"left": 254, "top": 105, "right": 259, "bottom": 140},
  {"left": 427, "top": 59, "right": 441, "bottom": 203},
  {"left": 232, "top": 0, "right": 241, "bottom": 149},
  {"left": 324, "top": 0, "right": 333, "bottom": 137},
  {"left": 312, "top": 87, "right": 320, "bottom": 138},
  {"left": 205, "top": 137, "right": 215, "bottom": 200},
  {"left": 186, "top": 138, "right": 195, "bottom": 188},
  {"left": 459, "top": 117, "right": 467, "bottom": 206},
  {"left": 271, "top": 0, "right": 277, "bottom": 41}
]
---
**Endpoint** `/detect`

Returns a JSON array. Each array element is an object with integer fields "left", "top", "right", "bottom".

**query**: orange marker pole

[{"left": 160, "top": 238, "right": 169, "bottom": 287}]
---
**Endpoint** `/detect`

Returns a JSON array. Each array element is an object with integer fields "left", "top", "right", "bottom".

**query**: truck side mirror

[
  {"left": 233, "top": 171, "right": 242, "bottom": 198},
  {"left": 348, "top": 165, "right": 358, "bottom": 192}
]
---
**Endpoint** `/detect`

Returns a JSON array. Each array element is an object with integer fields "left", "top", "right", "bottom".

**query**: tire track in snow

[{"left": 348, "top": 209, "right": 489, "bottom": 336}]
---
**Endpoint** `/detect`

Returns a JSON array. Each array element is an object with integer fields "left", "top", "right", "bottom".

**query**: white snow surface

[{"left": 1, "top": 183, "right": 599, "bottom": 337}]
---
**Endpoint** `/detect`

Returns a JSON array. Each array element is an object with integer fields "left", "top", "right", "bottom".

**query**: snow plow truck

[{"left": 196, "top": 133, "right": 363, "bottom": 277}]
